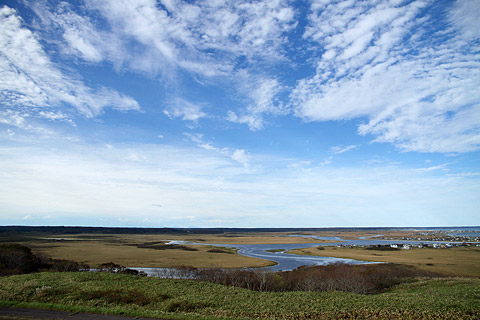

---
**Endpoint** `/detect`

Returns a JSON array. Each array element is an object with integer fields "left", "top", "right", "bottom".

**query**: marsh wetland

[{"left": 1, "top": 226, "right": 480, "bottom": 319}]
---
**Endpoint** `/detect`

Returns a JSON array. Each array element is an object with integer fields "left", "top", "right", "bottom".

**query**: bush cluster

[
  {"left": 181, "top": 263, "right": 440, "bottom": 294},
  {"left": 97, "top": 262, "right": 147, "bottom": 276},
  {"left": 135, "top": 242, "right": 198, "bottom": 251},
  {"left": 366, "top": 245, "right": 400, "bottom": 251},
  {"left": 0, "top": 243, "right": 88, "bottom": 276}
]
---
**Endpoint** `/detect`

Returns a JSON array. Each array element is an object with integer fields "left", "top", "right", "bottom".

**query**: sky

[{"left": 0, "top": 0, "right": 479, "bottom": 228}]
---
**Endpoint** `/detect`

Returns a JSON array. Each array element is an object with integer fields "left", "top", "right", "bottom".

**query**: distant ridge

[{"left": 1, "top": 225, "right": 479, "bottom": 235}]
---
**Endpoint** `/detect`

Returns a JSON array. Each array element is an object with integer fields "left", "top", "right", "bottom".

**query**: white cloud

[
  {"left": 184, "top": 133, "right": 225, "bottom": 153},
  {"left": 318, "top": 157, "right": 333, "bottom": 166},
  {"left": 331, "top": 145, "right": 357, "bottom": 154},
  {"left": 185, "top": 133, "right": 251, "bottom": 169},
  {"left": 226, "top": 111, "right": 264, "bottom": 132},
  {"left": 291, "top": 0, "right": 480, "bottom": 153},
  {"left": 23, "top": 1, "right": 295, "bottom": 131},
  {"left": 0, "top": 109, "right": 28, "bottom": 129},
  {"left": 29, "top": 1, "right": 105, "bottom": 63},
  {"left": 231, "top": 149, "right": 250, "bottom": 168},
  {"left": 164, "top": 99, "right": 206, "bottom": 122},
  {"left": 1, "top": 140, "right": 479, "bottom": 227},
  {"left": 448, "top": 0, "right": 480, "bottom": 41},
  {"left": 227, "top": 77, "right": 285, "bottom": 130},
  {"left": 0, "top": 109, "right": 55, "bottom": 136},
  {"left": 0, "top": 6, "right": 140, "bottom": 122},
  {"left": 63, "top": 27, "right": 103, "bottom": 62},
  {"left": 72, "top": 0, "right": 296, "bottom": 76}
]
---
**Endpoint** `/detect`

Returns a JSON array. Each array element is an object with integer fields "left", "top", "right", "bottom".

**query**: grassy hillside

[{"left": 1, "top": 272, "right": 479, "bottom": 319}]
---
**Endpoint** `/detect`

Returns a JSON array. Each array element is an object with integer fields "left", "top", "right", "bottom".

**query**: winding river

[
  {"left": 220, "top": 235, "right": 471, "bottom": 272},
  {"left": 133, "top": 234, "right": 472, "bottom": 275}
]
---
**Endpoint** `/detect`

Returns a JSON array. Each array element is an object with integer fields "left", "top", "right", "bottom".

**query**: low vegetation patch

[
  {"left": 204, "top": 245, "right": 237, "bottom": 254},
  {"left": 135, "top": 242, "right": 198, "bottom": 251},
  {"left": 206, "top": 248, "right": 233, "bottom": 254},
  {"left": 189, "top": 262, "right": 440, "bottom": 294},
  {"left": 266, "top": 249, "right": 285, "bottom": 253},
  {"left": 366, "top": 245, "right": 400, "bottom": 251},
  {"left": 0, "top": 272, "right": 478, "bottom": 319},
  {"left": 0, "top": 244, "right": 88, "bottom": 276}
]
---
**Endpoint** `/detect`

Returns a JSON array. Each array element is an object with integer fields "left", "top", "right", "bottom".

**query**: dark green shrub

[
  {"left": 164, "top": 300, "right": 209, "bottom": 312},
  {"left": 0, "top": 243, "right": 42, "bottom": 275}
]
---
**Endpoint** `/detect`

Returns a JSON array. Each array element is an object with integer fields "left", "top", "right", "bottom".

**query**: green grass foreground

[{"left": 0, "top": 272, "right": 479, "bottom": 319}]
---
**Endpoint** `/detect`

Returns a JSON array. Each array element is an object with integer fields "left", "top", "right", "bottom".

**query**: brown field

[
  {"left": 151, "top": 232, "right": 332, "bottom": 244},
  {"left": 6, "top": 230, "right": 479, "bottom": 275},
  {"left": 287, "top": 246, "right": 480, "bottom": 277},
  {"left": 29, "top": 240, "right": 275, "bottom": 268},
  {"left": 19, "top": 232, "right": 332, "bottom": 268},
  {"left": 301, "top": 229, "right": 420, "bottom": 240}
]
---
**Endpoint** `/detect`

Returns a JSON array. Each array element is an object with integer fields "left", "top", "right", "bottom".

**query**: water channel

[{"left": 132, "top": 235, "right": 472, "bottom": 276}]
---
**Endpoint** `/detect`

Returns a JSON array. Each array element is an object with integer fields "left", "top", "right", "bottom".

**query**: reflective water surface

[
  {"left": 132, "top": 235, "right": 469, "bottom": 275},
  {"left": 233, "top": 242, "right": 373, "bottom": 272},
  {"left": 229, "top": 235, "right": 467, "bottom": 272}
]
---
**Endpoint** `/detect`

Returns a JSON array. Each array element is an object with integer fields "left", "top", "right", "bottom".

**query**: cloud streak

[
  {"left": 9, "top": 1, "right": 479, "bottom": 153},
  {"left": 164, "top": 99, "right": 206, "bottom": 122},
  {"left": 0, "top": 6, "right": 140, "bottom": 131},
  {"left": 25, "top": 0, "right": 295, "bottom": 129},
  {"left": 291, "top": 0, "right": 480, "bottom": 153},
  {"left": 1, "top": 140, "right": 478, "bottom": 227},
  {"left": 331, "top": 145, "right": 357, "bottom": 154}
]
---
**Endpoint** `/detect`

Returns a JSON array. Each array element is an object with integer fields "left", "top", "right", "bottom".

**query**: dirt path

[{"left": 0, "top": 307, "right": 166, "bottom": 320}]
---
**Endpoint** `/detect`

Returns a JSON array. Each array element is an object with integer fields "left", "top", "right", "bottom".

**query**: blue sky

[{"left": 0, "top": 0, "right": 479, "bottom": 228}]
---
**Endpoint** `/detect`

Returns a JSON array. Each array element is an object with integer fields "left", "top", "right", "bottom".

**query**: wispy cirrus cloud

[
  {"left": 185, "top": 133, "right": 251, "bottom": 169},
  {"left": 3, "top": 0, "right": 479, "bottom": 157},
  {"left": 0, "top": 6, "right": 140, "bottom": 131},
  {"left": 331, "top": 145, "right": 357, "bottom": 154},
  {"left": 164, "top": 98, "right": 206, "bottom": 122},
  {"left": 26, "top": 0, "right": 295, "bottom": 128},
  {"left": 291, "top": 0, "right": 480, "bottom": 153},
  {"left": 227, "top": 77, "right": 285, "bottom": 130},
  {"left": 30, "top": 0, "right": 295, "bottom": 75}
]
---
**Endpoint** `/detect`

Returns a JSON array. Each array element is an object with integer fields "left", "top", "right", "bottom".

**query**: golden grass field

[
  {"left": 23, "top": 232, "right": 331, "bottom": 268},
  {"left": 8, "top": 231, "right": 479, "bottom": 275},
  {"left": 31, "top": 240, "right": 274, "bottom": 268},
  {"left": 304, "top": 230, "right": 420, "bottom": 240},
  {"left": 287, "top": 246, "right": 480, "bottom": 277}
]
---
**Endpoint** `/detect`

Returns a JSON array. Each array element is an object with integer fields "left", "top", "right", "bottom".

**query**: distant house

[
  {"left": 390, "top": 244, "right": 398, "bottom": 249},
  {"left": 402, "top": 244, "right": 411, "bottom": 250}
]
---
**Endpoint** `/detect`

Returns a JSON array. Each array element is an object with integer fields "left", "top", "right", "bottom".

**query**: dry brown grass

[
  {"left": 287, "top": 246, "right": 480, "bottom": 277},
  {"left": 23, "top": 232, "right": 332, "bottom": 268},
  {"left": 148, "top": 233, "right": 333, "bottom": 244},
  {"left": 303, "top": 230, "right": 421, "bottom": 240},
  {"left": 26, "top": 239, "right": 273, "bottom": 268},
  {"left": 33, "top": 232, "right": 333, "bottom": 244}
]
